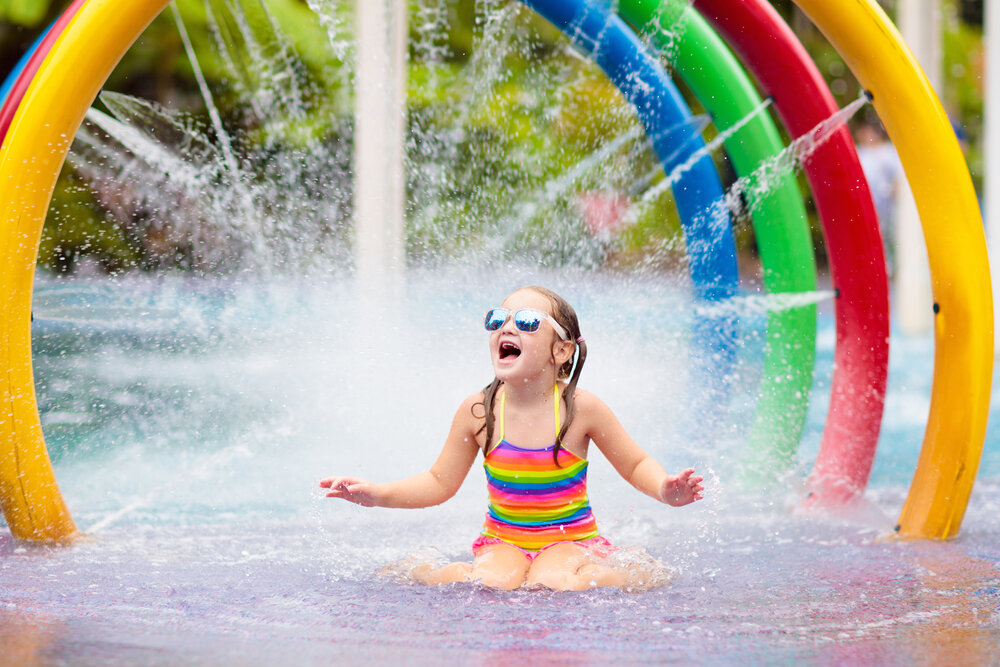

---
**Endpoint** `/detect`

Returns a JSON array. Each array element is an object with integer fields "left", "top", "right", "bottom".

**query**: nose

[{"left": 498, "top": 314, "right": 518, "bottom": 334}]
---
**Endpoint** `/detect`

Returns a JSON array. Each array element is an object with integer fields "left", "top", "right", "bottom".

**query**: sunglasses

[{"left": 484, "top": 307, "right": 569, "bottom": 341}]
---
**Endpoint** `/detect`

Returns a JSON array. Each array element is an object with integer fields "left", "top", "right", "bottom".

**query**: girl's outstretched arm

[
  {"left": 580, "top": 391, "right": 704, "bottom": 506},
  {"left": 319, "top": 393, "right": 483, "bottom": 509}
]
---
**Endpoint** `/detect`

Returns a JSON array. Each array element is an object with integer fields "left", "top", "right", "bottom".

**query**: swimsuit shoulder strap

[
  {"left": 553, "top": 382, "right": 561, "bottom": 436},
  {"left": 498, "top": 388, "right": 505, "bottom": 443}
]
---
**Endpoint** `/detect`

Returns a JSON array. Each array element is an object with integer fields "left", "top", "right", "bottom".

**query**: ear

[{"left": 552, "top": 339, "right": 575, "bottom": 367}]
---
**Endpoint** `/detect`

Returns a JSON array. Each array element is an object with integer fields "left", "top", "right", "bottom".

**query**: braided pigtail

[{"left": 554, "top": 337, "right": 586, "bottom": 464}]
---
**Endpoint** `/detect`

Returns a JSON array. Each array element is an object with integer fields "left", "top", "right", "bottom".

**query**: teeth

[{"left": 499, "top": 341, "right": 520, "bottom": 359}]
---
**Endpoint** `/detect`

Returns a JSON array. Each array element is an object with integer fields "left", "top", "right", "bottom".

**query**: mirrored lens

[
  {"left": 513, "top": 309, "right": 542, "bottom": 332},
  {"left": 484, "top": 308, "right": 508, "bottom": 331}
]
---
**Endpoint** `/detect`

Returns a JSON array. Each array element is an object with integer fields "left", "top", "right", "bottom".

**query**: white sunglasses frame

[{"left": 484, "top": 307, "right": 570, "bottom": 341}]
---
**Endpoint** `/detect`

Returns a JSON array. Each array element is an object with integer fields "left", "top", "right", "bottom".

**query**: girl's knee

[
  {"left": 526, "top": 563, "right": 621, "bottom": 590},
  {"left": 469, "top": 544, "right": 530, "bottom": 590},
  {"left": 526, "top": 544, "right": 623, "bottom": 590}
]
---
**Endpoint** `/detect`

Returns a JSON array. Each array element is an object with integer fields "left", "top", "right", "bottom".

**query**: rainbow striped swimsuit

[{"left": 480, "top": 386, "right": 600, "bottom": 551}]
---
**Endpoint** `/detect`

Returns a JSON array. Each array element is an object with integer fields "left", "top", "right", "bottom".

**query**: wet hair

[{"left": 476, "top": 286, "right": 588, "bottom": 464}]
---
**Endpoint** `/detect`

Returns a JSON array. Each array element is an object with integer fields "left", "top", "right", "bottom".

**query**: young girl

[{"left": 320, "top": 286, "right": 704, "bottom": 591}]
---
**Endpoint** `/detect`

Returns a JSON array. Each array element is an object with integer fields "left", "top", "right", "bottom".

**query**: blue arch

[
  {"left": 0, "top": 22, "right": 52, "bottom": 105},
  {"left": 524, "top": 0, "right": 738, "bottom": 299},
  {"left": 523, "top": 0, "right": 739, "bottom": 437}
]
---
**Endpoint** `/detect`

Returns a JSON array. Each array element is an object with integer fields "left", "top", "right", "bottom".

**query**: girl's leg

[
  {"left": 412, "top": 543, "right": 530, "bottom": 590},
  {"left": 467, "top": 543, "right": 531, "bottom": 590},
  {"left": 525, "top": 542, "right": 626, "bottom": 591}
]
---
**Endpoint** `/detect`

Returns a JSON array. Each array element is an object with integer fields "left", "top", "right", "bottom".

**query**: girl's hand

[
  {"left": 319, "top": 476, "right": 380, "bottom": 507},
  {"left": 658, "top": 468, "right": 704, "bottom": 507}
]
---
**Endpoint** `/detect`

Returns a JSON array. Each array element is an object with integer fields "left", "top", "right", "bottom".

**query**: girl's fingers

[
  {"left": 320, "top": 476, "right": 361, "bottom": 489},
  {"left": 322, "top": 479, "right": 356, "bottom": 498}
]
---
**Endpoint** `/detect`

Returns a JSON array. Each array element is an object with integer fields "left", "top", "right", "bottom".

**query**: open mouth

[{"left": 499, "top": 341, "right": 521, "bottom": 360}]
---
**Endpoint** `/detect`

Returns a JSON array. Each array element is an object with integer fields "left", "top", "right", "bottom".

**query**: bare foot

[
  {"left": 377, "top": 550, "right": 447, "bottom": 584},
  {"left": 608, "top": 547, "right": 677, "bottom": 593}
]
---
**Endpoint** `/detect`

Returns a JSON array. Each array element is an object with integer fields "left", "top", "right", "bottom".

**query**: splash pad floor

[{"left": 3, "top": 504, "right": 999, "bottom": 665}]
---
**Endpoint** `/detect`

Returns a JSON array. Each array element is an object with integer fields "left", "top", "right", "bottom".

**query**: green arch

[{"left": 620, "top": 1, "right": 819, "bottom": 473}]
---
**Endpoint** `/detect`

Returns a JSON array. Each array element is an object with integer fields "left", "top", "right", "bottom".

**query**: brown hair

[{"left": 476, "top": 286, "right": 588, "bottom": 464}]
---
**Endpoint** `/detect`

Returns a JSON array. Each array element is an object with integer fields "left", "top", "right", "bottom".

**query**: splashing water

[
  {"left": 622, "top": 93, "right": 868, "bottom": 262},
  {"left": 172, "top": 1, "right": 241, "bottom": 176},
  {"left": 721, "top": 92, "right": 872, "bottom": 224},
  {"left": 67, "top": 0, "right": 353, "bottom": 275},
  {"left": 692, "top": 290, "right": 836, "bottom": 320},
  {"left": 632, "top": 98, "right": 774, "bottom": 208},
  {"left": 62, "top": 0, "right": 682, "bottom": 274}
]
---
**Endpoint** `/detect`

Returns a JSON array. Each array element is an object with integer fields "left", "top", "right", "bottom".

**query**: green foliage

[
  {"left": 40, "top": 171, "right": 141, "bottom": 273},
  {"left": 0, "top": 0, "right": 53, "bottom": 26}
]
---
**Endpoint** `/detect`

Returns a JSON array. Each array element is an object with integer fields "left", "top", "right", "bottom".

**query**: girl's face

[{"left": 489, "top": 288, "right": 574, "bottom": 384}]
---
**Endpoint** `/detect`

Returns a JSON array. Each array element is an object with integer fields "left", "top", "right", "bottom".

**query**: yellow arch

[
  {"left": 0, "top": 0, "right": 992, "bottom": 541},
  {"left": 792, "top": 0, "right": 992, "bottom": 539},
  {"left": 0, "top": 0, "right": 170, "bottom": 541}
]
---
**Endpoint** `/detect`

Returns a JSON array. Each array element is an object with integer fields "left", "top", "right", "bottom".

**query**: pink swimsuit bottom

[{"left": 472, "top": 535, "right": 615, "bottom": 562}]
